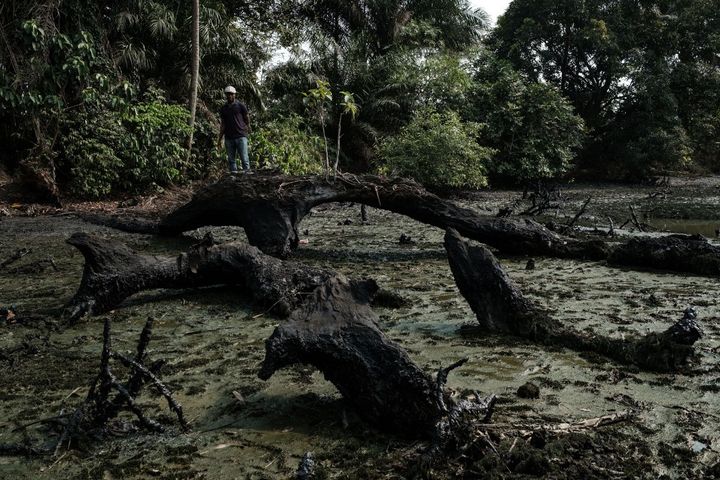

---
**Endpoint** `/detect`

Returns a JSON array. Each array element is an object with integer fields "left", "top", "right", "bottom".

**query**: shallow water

[{"left": 1, "top": 187, "right": 719, "bottom": 479}]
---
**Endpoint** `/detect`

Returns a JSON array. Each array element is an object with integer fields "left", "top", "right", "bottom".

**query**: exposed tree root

[
  {"left": 66, "top": 232, "right": 333, "bottom": 321},
  {"left": 416, "top": 409, "right": 637, "bottom": 478},
  {"left": 444, "top": 228, "right": 702, "bottom": 372},
  {"left": 53, "top": 317, "right": 188, "bottom": 455},
  {"left": 258, "top": 274, "right": 494, "bottom": 437},
  {"left": 258, "top": 275, "right": 444, "bottom": 437}
]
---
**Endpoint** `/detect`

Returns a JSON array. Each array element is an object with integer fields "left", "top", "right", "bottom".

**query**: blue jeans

[{"left": 225, "top": 136, "right": 249, "bottom": 172}]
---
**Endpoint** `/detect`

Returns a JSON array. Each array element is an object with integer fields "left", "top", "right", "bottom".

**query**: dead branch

[
  {"left": 562, "top": 196, "right": 592, "bottom": 233},
  {"left": 0, "top": 248, "right": 31, "bottom": 269}
]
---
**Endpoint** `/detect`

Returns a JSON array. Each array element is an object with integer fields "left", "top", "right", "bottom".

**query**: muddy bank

[{"left": 1, "top": 181, "right": 719, "bottom": 479}]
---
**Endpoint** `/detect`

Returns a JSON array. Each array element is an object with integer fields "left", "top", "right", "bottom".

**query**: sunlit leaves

[{"left": 378, "top": 107, "right": 493, "bottom": 189}]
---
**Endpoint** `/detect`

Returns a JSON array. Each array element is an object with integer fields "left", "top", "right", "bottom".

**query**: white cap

[{"left": 224, "top": 86, "right": 236, "bottom": 94}]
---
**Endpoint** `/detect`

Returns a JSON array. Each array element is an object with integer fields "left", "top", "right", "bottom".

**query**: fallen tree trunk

[
  {"left": 75, "top": 212, "right": 160, "bottom": 235},
  {"left": 258, "top": 274, "right": 492, "bottom": 437},
  {"left": 444, "top": 228, "right": 702, "bottom": 372},
  {"left": 608, "top": 234, "right": 720, "bottom": 276},
  {"left": 78, "top": 172, "right": 720, "bottom": 278},
  {"left": 82, "top": 172, "right": 607, "bottom": 260},
  {"left": 66, "top": 233, "right": 333, "bottom": 321}
]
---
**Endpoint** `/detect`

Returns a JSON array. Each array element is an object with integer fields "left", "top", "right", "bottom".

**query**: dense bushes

[
  {"left": 377, "top": 109, "right": 494, "bottom": 189},
  {"left": 59, "top": 111, "right": 125, "bottom": 198},
  {"left": 57, "top": 96, "right": 194, "bottom": 198},
  {"left": 120, "top": 100, "right": 193, "bottom": 191},
  {"left": 466, "top": 52, "right": 585, "bottom": 184},
  {"left": 249, "top": 115, "right": 324, "bottom": 175}
]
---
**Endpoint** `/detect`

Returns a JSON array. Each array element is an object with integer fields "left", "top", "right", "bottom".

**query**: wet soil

[{"left": 1, "top": 177, "right": 719, "bottom": 479}]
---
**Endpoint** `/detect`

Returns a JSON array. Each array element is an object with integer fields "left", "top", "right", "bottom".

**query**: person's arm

[{"left": 242, "top": 104, "right": 250, "bottom": 133}]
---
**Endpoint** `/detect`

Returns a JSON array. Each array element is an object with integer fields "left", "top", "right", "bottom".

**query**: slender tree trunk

[
  {"left": 186, "top": 0, "right": 200, "bottom": 160},
  {"left": 320, "top": 111, "right": 330, "bottom": 177},
  {"left": 334, "top": 113, "right": 343, "bottom": 179}
]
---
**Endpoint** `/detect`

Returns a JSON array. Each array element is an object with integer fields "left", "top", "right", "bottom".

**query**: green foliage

[
  {"left": 59, "top": 111, "right": 125, "bottom": 198},
  {"left": 603, "top": 64, "right": 692, "bottom": 179},
  {"left": 490, "top": 0, "right": 629, "bottom": 130},
  {"left": 390, "top": 51, "right": 474, "bottom": 113},
  {"left": 302, "top": 79, "right": 333, "bottom": 170},
  {"left": 6, "top": 0, "right": 720, "bottom": 197},
  {"left": 189, "top": 114, "right": 226, "bottom": 179},
  {"left": 466, "top": 52, "right": 585, "bottom": 183},
  {"left": 121, "top": 98, "right": 193, "bottom": 191},
  {"left": 339, "top": 91, "right": 359, "bottom": 119},
  {"left": 249, "top": 116, "right": 324, "bottom": 175},
  {"left": 490, "top": 0, "right": 720, "bottom": 179},
  {"left": 58, "top": 92, "right": 193, "bottom": 198},
  {"left": 377, "top": 108, "right": 494, "bottom": 189}
]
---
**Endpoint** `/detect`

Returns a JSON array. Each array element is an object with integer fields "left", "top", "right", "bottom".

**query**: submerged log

[
  {"left": 66, "top": 233, "right": 333, "bottom": 321},
  {"left": 608, "top": 234, "right": 720, "bottom": 276},
  {"left": 444, "top": 228, "right": 702, "bottom": 372},
  {"left": 258, "top": 275, "right": 443, "bottom": 436}
]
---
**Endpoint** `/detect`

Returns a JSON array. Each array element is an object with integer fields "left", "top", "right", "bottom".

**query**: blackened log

[
  {"left": 608, "top": 234, "right": 720, "bottom": 276},
  {"left": 258, "top": 275, "right": 445, "bottom": 437},
  {"left": 75, "top": 212, "right": 160, "bottom": 235},
  {"left": 444, "top": 229, "right": 702, "bottom": 372},
  {"left": 66, "top": 233, "right": 333, "bottom": 321},
  {"left": 76, "top": 173, "right": 720, "bottom": 278}
]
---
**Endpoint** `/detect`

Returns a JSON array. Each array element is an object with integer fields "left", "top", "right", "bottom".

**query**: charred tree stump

[
  {"left": 67, "top": 232, "right": 333, "bottom": 321},
  {"left": 444, "top": 228, "right": 702, "bottom": 372},
  {"left": 3, "top": 318, "right": 187, "bottom": 457},
  {"left": 56, "top": 317, "right": 188, "bottom": 454},
  {"left": 608, "top": 234, "right": 720, "bottom": 276},
  {"left": 259, "top": 275, "right": 493, "bottom": 437},
  {"left": 258, "top": 275, "right": 444, "bottom": 437}
]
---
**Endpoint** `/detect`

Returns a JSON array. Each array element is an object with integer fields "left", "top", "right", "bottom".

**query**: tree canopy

[{"left": 1, "top": 0, "right": 719, "bottom": 198}]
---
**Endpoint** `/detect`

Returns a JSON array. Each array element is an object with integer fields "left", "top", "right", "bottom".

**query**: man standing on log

[{"left": 217, "top": 86, "right": 251, "bottom": 173}]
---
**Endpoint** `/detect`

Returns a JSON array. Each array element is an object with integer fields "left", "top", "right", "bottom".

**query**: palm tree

[{"left": 285, "top": 0, "right": 489, "bottom": 170}]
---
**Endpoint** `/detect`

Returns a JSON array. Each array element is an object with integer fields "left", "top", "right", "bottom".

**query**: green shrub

[
  {"left": 249, "top": 115, "right": 324, "bottom": 174},
  {"left": 58, "top": 88, "right": 194, "bottom": 198},
  {"left": 60, "top": 111, "right": 125, "bottom": 198},
  {"left": 188, "top": 114, "right": 225, "bottom": 179},
  {"left": 377, "top": 108, "right": 494, "bottom": 189},
  {"left": 466, "top": 52, "right": 585, "bottom": 184},
  {"left": 120, "top": 100, "right": 192, "bottom": 192}
]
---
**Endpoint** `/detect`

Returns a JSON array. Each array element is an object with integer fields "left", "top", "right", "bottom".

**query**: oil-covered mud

[{"left": 1, "top": 179, "right": 719, "bottom": 479}]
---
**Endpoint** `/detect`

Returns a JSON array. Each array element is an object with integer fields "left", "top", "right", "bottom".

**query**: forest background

[{"left": 1, "top": 0, "right": 718, "bottom": 200}]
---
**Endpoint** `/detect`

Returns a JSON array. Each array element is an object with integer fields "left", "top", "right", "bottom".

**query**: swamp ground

[{"left": 1, "top": 177, "right": 719, "bottom": 479}]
